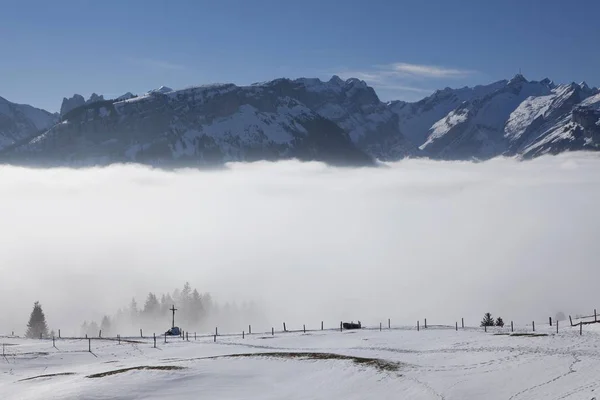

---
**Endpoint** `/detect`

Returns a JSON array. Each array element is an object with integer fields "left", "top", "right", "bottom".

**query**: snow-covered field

[{"left": 3, "top": 324, "right": 600, "bottom": 399}]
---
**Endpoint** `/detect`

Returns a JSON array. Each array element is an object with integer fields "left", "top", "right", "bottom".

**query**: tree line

[{"left": 80, "top": 282, "right": 267, "bottom": 336}]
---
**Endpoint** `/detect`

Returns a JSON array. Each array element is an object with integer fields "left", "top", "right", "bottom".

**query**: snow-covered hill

[
  {"left": 3, "top": 324, "right": 600, "bottom": 399},
  {"left": 0, "top": 96, "right": 58, "bottom": 151}
]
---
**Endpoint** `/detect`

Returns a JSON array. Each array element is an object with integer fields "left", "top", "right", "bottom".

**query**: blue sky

[{"left": 2, "top": 0, "right": 599, "bottom": 112}]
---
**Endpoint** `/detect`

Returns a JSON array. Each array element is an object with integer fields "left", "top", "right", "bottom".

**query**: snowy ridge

[
  {"left": 418, "top": 75, "right": 600, "bottom": 159},
  {"left": 1, "top": 73, "right": 600, "bottom": 165}
]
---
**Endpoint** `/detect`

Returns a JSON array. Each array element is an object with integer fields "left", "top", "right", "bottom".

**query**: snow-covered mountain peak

[
  {"left": 579, "top": 81, "right": 590, "bottom": 90},
  {"left": 147, "top": 86, "right": 173, "bottom": 95}
]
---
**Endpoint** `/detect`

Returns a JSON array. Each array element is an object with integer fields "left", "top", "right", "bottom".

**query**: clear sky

[{"left": 2, "top": 0, "right": 599, "bottom": 112}]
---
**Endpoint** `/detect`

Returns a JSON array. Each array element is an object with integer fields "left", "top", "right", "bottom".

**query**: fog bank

[{"left": 1, "top": 153, "right": 600, "bottom": 335}]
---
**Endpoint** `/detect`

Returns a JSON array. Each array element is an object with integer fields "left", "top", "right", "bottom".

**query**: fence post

[
  {"left": 186, "top": 332, "right": 189, "bottom": 341},
  {"left": 182, "top": 330, "right": 185, "bottom": 341},
  {"left": 532, "top": 321, "right": 535, "bottom": 332},
  {"left": 303, "top": 324, "right": 306, "bottom": 333},
  {"left": 88, "top": 338, "right": 91, "bottom": 353},
  {"left": 595, "top": 309, "right": 597, "bottom": 323},
  {"left": 214, "top": 334, "right": 216, "bottom": 342},
  {"left": 417, "top": 321, "right": 420, "bottom": 331},
  {"left": 53, "top": 336, "right": 55, "bottom": 348},
  {"left": 456, "top": 322, "right": 458, "bottom": 331},
  {"left": 549, "top": 317, "right": 552, "bottom": 326},
  {"left": 388, "top": 319, "right": 391, "bottom": 329},
  {"left": 485, "top": 324, "right": 487, "bottom": 333},
  {"left": 140, "top": 329, "right": 143, "bottom": 338},
  {"left": 164, "top": 333, "right": 167, "bottom": 344},
  {"left": 243, "top": 331, "right": 245, "bottom": 339},
  {"left": 462, "top": 318, "right": 464, "bottom": 329},
  {"left": 40, "top": 332, "right": 42, "bottom": 340},
  {"left": 283, "top": 322, "right": 287, "bottom": 332},
  {"left": 195, "top": 332, "right": 197, "bottom": 340},
  {"left": 569, "top": 316, "right": 573, "bottom": 326},
  {"left": 249, "top": 325, "right": 252, "bottom": 335},
  {"left": 118, "top": 334, "right": 121, "bottom": 344},
  {"left": 153, "top": 333, "right": 156, "bottom": 348},
  {"left": 58, "top": 329, "right": 61, "bottom": 339},
  {"left": 321, "top": 321, "right": 323, "bottom": 331},
  {"left": 511, "top": 321, "right": 514, "bottom": 332},
  {"left": 580, "top": 322, "right": 583, "bottom": 335},
  {"left": 340, "top": 321, "right": 342, "bottom": 332},
  {"left": 556, "top": 320, "right": 559, "bottom": 334},
  {"left": 379, "top": 322, "right": 382, "bottom": 331},
  {"left": 2, "top": 343, "right": 4, "bottom": 357},
  {"left": 85, "top": 334, "right": 88, "bottom": 339},
  {"left": 215, "top": 327, "right": 218, "bottom": 336},
  {"left": 272, "top": 327, "right": 274, "bottom": 336},
  {"left": 99, "top": 330, "right": 102, "bottom": 338},
  {"left": 424, "top": 318, "right": 427, "bottom": 329}
]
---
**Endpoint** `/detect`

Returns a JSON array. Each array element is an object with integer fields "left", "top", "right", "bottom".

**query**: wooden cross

[{"left": 170, "top": 305, "right": 177, "bottom": 328}]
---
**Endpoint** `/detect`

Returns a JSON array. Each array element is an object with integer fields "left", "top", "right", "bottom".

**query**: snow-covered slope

[
  {"left": 520, "top": 91, "right": 600, "bottom": 157},
  {"left": 0, "top": 96, "right": 58, "bottom": 151},
  {"left": 3, "top": 324, "right": 600, "bottom": 400},
  {"left": 389, "top": 80, "right": 507, "bottom": 146},
  {"left": 419, "top": 75, "right": 591, "bottom": 159}
]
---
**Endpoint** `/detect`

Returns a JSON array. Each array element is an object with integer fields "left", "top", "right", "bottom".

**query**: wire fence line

[{"left": 2, "top": 312, "right": 598, "bottom": 360}]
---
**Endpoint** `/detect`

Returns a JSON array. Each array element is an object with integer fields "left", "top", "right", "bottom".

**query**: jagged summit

[
  {"left": 86, "top": 93, "right": 104, "bottom": 104},
  {"left": 60, "top": 94, "right": 85, "bottom": 116},
  {"left": 508, "top": 73, "right": 528, "bottom": 85}
]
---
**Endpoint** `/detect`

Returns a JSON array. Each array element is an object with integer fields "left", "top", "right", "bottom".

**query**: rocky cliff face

[{"left": 0, "top": 96, "right": 58, "bottom": 151}]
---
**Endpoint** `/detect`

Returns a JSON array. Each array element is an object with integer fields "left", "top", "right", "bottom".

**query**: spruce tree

[
  {"left": 495, "top": 317, "right": 504, "bottom": 327},
  {"left": 480, "top": 312, "right": 494, "bottom": 327},
  {"left": 26, "top": 301, "right": 49, "bottom": 339}
]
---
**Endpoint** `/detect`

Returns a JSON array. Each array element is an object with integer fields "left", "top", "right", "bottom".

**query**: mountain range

[{"left": 1, "top": 74, "right": 599, "bottom": 167}]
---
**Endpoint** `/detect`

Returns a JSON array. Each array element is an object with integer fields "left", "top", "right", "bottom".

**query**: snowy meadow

[{"left": 1, "top": 152, "right": 600, "bottom": 336}]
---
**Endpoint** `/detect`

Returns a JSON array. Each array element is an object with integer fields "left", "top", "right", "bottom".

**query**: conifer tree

[
  {"left": 26, "top": 301, "right": 49, "bottom": 339},
  {"left": 495, "top": 317, "right": 504, "bottom": 327},
  {"left": 480, "top": 312, "right": 494, "bottom": 327}
]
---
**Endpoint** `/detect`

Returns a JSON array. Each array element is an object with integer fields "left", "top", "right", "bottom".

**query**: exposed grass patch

[
  {"left": 220, "top": 352, "right": 402, "bottom": 373},
  {"left": 19, "top": 372, "right": 75, "bottom": 382},
  {"left": 87, "top": 365, "right": 185, "bottom": 378},
  {"left": 509, "top": 333, "right": 548, "bottom": 337}
]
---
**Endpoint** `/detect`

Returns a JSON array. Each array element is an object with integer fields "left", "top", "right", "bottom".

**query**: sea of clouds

[{"left": 1, "top": 152, "right": 599, "bottom": 335}]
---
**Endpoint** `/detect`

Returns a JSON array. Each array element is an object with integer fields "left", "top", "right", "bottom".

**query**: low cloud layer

[{"left": 1, "top": 153, "right": 599, "bottom": 336}]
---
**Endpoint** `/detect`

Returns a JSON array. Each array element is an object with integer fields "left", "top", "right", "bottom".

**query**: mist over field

[{"left": 1, "top": 152, "right": 599, "bottom": 336}]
